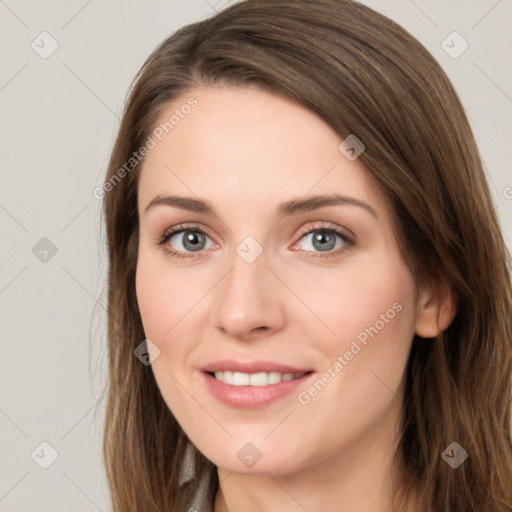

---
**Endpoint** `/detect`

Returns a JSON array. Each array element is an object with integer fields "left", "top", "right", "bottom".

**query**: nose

[{"left": 210, "top": 246, "right": 286, "bottom": 341}]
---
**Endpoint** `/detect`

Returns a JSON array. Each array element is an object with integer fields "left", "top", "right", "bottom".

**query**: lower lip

[{"left": 201, "top": 371, "right": 315, "bottom": 409}]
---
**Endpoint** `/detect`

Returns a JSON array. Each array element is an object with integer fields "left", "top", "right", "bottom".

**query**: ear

[{"left": 415, "top": 279, "right": 457, "bottom": 338}]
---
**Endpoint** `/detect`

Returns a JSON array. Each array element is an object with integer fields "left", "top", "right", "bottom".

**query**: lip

[
  {"left": 200, "top": 360, "right": 315, "bottom": 409},
  {"left": 200, "top": 359, "right": 313, "bottom": 374}
]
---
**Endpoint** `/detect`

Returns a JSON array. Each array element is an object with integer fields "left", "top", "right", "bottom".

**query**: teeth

[
  {"left": 213, "top": 370, "right": 306, "bottom": 386},
  {"left": 233, "top": 371, "right": 249, "bottom": 385}
]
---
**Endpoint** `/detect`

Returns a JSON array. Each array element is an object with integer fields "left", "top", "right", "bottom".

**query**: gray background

[{"left": 1, "top": 0, "right": 511, "bottom": 510}]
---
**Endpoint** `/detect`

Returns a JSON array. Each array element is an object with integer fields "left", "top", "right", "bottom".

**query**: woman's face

[{"left": 135, "top": 85, "right": 421, "bottom": 476}]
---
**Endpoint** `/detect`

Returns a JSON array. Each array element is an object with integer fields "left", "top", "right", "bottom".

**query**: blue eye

[
  {"left": 291, "top": 226, "right": 355, "bottom": 260},
  {"left": 298, "top": 229, "right": 346, "bottom": 252},
  {"left": 159, "top": 226, "right": 215, "bottom": 258},
  {"left": 158, "top": 223, "right": 355, "bottom": 260}
]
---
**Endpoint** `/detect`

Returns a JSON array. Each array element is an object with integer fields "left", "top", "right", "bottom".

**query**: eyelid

[
  {"left": 292, "top": 221, "right": 356, "bottom": 245},
  {"left": 158, "top": 222, "right": 216, "bottom": 243}
]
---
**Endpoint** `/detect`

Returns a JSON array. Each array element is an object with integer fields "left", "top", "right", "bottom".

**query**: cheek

[
  {"left": 293, "top": 257, "right": 416, "bottom": 411},
  {"left": 295, "top": 256, "right": 415, "bottom": 349},
  {"left": 135, "top": 258, "right": 196, "bottom": 416},
  {"left": 135, "top": 249, "right": 197, "bottom": 339},
  {"left": 135, "top": 262, "right": 169, "bottom": 339},
  {"left": 296, "top": 258, "right": 416, "bottom": 419},
  {"left": 135, "top": 253, "right": 209, "bottom": 393}
]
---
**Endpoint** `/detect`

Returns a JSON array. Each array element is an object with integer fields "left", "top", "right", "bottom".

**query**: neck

[{"left": 213, "top": 395, "right": 417, "bottom": 512}]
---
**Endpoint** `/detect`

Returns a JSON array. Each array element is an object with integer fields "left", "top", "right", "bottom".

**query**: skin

[{"left": 135, "top": 85, "right": 455, "bottom": 512}]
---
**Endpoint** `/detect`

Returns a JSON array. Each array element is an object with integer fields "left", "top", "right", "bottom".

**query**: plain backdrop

[{"left": 1, "top": 0, "right": 511, "bottom": 510}]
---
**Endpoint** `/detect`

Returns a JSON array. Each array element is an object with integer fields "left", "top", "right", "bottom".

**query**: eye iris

[
  {"left": 182, "top": 231, "right": 206, "bottom": 252},
  {"left": 312, "top": 231, "right": 336, "bottom": 251}
]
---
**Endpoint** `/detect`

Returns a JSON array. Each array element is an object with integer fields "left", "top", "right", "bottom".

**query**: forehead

[{"left": 137, "top": 85, "right": 386, "bottom": 216}]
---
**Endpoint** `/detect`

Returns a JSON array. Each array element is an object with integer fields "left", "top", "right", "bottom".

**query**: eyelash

[{"left": 157, "top": 222, "right": 356, "bottom": 260}]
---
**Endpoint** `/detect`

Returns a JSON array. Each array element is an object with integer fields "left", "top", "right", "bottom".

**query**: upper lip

[{"left": 200, "top": 359, "right": 313, "bottom": 374}]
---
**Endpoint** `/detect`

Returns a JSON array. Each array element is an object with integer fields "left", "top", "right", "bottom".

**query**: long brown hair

[{"left": 99, "top": 1, "right": 512, "bottom": 510}]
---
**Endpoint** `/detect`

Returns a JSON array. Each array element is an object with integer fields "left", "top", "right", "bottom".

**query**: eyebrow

[{"left": 143, "top": 193, "right": 379, "bottom": 220}]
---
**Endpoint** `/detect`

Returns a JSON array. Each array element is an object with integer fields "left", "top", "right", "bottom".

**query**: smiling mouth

[
  {"left": 207, "top": 370, "right": 312, "bottom": 386},
  {"left": 202, "top": 368, "right": 316, "bottom": 408}
]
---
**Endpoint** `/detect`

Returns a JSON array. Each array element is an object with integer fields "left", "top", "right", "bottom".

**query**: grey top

[{"left": 179, "top": 442, "right": 216, "bottom": 512}]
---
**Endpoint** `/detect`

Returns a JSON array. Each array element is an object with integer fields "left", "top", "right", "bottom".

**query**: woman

[{"left": 100, "top": 0, "right": 512, "bottom": 510}]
